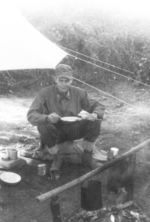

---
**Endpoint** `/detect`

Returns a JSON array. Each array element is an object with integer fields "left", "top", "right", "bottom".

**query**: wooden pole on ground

[{"left": 37, "top": 138, "right": 150, "bottom": 203}]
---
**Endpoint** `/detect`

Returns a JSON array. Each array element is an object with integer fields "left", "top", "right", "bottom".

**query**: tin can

[
  {"left": 9, "top": 149, "right": 18, "bottom": 160},
  {"left": 38, "top": 164, "right": 46, "bottom": 176},
  {"left": 108, "top": 147, "right": 119, "bottom": 160}
]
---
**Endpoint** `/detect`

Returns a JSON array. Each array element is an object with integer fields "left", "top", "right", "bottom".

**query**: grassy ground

[{"left": 1, "top": 81, "right": 150, "bottom": 221}]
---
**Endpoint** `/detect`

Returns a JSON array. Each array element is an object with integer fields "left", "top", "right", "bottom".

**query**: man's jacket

[{"left": 27, "top": 85, "right": 105, "bottom": 126}]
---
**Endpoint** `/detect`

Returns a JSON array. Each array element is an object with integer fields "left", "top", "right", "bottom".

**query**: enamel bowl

[{"left": 0, "top": 172, "right": 21, "bottom": 185}]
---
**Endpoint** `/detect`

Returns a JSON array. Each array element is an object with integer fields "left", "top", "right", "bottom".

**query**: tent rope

[
  {"left": 73, "top": 77, "right": 137, "bottom": 109},
  {"left": 60, "top": 45, "right": 134, "bottom": 75},
  {"left": 68, "top": 53, "right": 150, "bottom": 89}
]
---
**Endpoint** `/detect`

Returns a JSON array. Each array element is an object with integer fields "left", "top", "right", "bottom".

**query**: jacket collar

[{"left": 55, "top": 86, "right": 71, "bottom": 101}]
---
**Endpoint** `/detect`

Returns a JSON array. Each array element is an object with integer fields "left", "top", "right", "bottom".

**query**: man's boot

[
  {"left": 49, "top": 153, "right": 63, "bottom": 180},
  {"left": 50, "top": 153, "right": 63, "bottom": 171},
  {"left": 49, "top": 141, "right": 82, "bottom": 176},
  {"left": 82, "top": 150, "right": 104, "bottom": 169}
]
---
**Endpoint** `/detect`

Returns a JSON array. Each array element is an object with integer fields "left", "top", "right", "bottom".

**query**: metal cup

[
  {"left": 9, "top": 149, "right": 18, "bottom": 160},
  {"left": 110, "top": 147, "right": 119, "bottom": 156}
]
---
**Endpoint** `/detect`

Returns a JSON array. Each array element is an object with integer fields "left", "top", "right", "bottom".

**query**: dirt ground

[{"left": 1, "top": 83, "right": 150, "bottom": 222}]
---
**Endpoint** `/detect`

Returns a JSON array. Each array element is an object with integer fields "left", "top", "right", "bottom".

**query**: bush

[
  {"left": 2, "top": 7, "right": 150, "bottom": 94},
  {"left": 27, "top": 9, "right": 150, "bottom": 86}
]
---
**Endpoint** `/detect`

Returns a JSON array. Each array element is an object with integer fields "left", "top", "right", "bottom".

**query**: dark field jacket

[{"left": 27, "top": 85, "right": 105, "bottom": 126}]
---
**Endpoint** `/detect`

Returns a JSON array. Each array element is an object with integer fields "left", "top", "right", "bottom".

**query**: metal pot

[{"left": 81, "top": 180, "right": 102, "bottom": 211}]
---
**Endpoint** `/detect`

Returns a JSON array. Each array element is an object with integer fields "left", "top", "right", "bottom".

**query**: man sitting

[{"left": 27, "top": 64, "right": 106, "bottom": 177}]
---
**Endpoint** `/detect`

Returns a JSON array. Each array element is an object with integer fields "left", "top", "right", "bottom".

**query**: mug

[
  {"left": 9, "top": 149, "right": 18, "bottom": 160},
  {"left": 110, "top": 147, "right": 119, "bottom": 156}
]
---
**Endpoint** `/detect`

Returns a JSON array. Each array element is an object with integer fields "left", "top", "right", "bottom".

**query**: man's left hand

[
  {"left": 79, "top": 112, "right": 98, "bottom": 121},
  {"left": 87, "top": 113, "right": 98, "bottom": 121}
]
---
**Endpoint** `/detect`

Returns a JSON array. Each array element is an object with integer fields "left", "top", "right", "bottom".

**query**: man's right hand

[{"left": 47, "top": 113, "right": 60, "bottom": 123}]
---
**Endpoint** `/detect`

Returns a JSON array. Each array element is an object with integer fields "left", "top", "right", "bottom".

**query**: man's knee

[
  {"left": 85, "top": 120, "right": 101, "bottom": 141},
  {"left": 37, "top": 123, "right": 49, "bottom": 135},
  {"left": 91, "top": 119, "right": 101, "bottom": 131},
  {"left": 37, "top": 123, "right": 59, "bottom": 148}
]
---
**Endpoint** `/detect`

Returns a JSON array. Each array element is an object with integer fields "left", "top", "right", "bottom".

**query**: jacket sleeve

[
  {"left": 81, "top": 91, "right": 105, "bottom": 119},
  {"left": 27, "top": 93, "right": 48, "bottom": 126}
]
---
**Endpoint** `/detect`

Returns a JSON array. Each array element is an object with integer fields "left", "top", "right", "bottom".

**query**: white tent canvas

[{"left": 0, "top": 2, "right": 67, "bottom": 70}]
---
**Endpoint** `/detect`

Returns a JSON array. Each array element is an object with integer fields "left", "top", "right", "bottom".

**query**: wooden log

[{"left": 36, "top": 138, "right": 150, "bottom": 203}]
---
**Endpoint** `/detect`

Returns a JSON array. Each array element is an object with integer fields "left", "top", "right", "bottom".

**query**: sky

[{"left": 9, "top": 0, "right": 150, "bottom": 20}]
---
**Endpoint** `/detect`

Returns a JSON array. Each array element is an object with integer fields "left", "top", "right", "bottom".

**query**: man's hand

[
  {"left": 78, "top": 111, "right": 98, "bottom": 121},
  {"left": 86, "top": 113, "right": 98, "bottom": 121},
  {"left": 47, "top": 113, "right": 60, "bottom": 123}
]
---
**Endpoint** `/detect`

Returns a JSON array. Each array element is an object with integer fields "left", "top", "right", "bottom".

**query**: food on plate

[{"left": 61, "top": 116, "right": 81, "bottom": 122}]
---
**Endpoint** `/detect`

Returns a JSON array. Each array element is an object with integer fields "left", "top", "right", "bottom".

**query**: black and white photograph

[{"left": 0, "top": 0, "right": 150, "bottom": 221}]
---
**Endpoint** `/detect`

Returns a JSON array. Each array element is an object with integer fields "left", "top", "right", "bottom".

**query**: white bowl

[
  {"left": 61, "top": 116, "right": 81, "bottom": 122},
  {"left": 0, "top": 172, "right": 21, "bottom": 185}
]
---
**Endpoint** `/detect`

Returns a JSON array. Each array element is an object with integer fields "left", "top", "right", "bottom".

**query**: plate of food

[
  {"left": 61, "top": 116, "right": 81, "bottom": 122},
  {"left": 0, "top": 172, "right": 21, "bottom": 185}
]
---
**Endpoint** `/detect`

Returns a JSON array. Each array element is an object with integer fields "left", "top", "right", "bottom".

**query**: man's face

[{"left": 54, "top": 76, "right": 73, "bottom": 92}]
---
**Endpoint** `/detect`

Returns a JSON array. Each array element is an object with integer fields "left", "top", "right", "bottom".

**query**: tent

[{"left": 0, "top": 2, "right": 67, "bottom": 70}]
